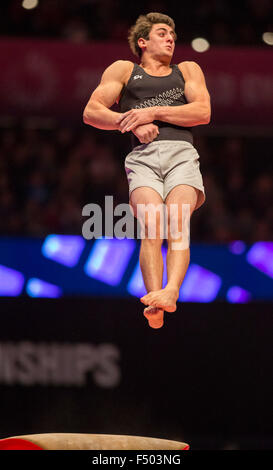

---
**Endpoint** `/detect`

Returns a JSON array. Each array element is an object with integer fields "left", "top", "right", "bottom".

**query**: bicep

[
  {"left": 90, "top": 80, "right": 123, "bottom": 108},
  {"left": 181, "top": 62, "right": 210, "bottom": 105},
  {"left": 86, "top": 61, "right": 127, "bottom": 109},
  {"left": 184, "top": 80, "right": 210, "bottom": 107}
]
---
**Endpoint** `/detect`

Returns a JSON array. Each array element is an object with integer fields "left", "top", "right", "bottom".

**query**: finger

[
  {"left": 119, "top": 121, "right": 130, "bottom": 132},
  {"left": 123, "top": 119, "right": 139, "bottom": 132},
  {"left": 117, "top": 111, "right": 133, "bottom": 124},
  {"left": 146, "top": 136, "right": 153, "bottom": 143},
  {"left": 119, "top": 115, "right": 133, "bottom": 130},
  {"left": 122, "top": 110, "right": 133, "bottom": 118},
  {"left": 116, "top": 114, "right": 127, "bottom": 124},
  {"left": 126, "top": 123, "right": 139, "bottom": 132}
]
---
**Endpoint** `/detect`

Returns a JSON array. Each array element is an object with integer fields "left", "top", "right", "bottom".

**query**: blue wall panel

[{"left": 0, "top": 236, "right": 272, "bottom": 301}]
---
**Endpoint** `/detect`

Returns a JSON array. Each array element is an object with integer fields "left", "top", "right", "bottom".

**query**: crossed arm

[
  {"left": 83, "top": 60, "right": 211, "bottom": 143},
  {"left": 118, "top": 61, "right": 211, "bottom": 132},
  {"left": 83, "top": 60, "right": 128, "bottom": 130},
  {"left": 83, "top": 60, "right": 160, "bottom": 143}
]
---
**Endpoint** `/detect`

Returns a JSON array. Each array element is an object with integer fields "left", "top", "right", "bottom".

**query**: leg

[
  {"left": 130, "top": 186, "right": 165, "bottom": 328},
  {"left": 140, "top": 184, "right": 199, "bottom": 312}
]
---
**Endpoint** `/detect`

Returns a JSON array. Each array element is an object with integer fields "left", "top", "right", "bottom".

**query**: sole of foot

[{"left": 143, "top": 306, "right": 164, "bottom": 329}]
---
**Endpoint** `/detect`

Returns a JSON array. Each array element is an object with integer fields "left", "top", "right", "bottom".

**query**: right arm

[
  {"left": 83, "top": 60, "right": 130, "bottom": 130},
  {"left": 83, "top": 59, "right": 159, "bottom": 143}
]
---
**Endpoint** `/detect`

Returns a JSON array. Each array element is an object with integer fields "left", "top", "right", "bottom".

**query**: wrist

[
  {"left": 115, "top": 113, "right": 123, "bottom": 131},
  {"left": 153, "top": 106, "right": 161, "bottom": 121}
]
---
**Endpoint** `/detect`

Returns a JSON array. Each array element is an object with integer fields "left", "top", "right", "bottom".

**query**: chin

[{"left": 156, "top": 51, "right": 173, "bottom": 61}]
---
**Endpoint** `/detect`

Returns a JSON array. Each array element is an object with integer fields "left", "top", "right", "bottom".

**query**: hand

[
  {"left": 132, "top": 123, "right": 159, "bottom": 144},
  {"left": 118, "top": 108, "right": 156, "bottom": 133}
]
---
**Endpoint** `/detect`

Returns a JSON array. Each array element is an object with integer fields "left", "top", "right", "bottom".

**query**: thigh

[
  {"left": 130, "top": 186, "right": 164, "bottom": 217},
  {"left": 162, "top": 142, "right": 206, "bottom": 211},
  {"left": 125, "top": 144, "right": 164, "bottom": 208},
  {"left": 165, "top": 184, "right": 199, "bottom": 216},
  {"left": 165, "top": 185, "right": 198, "bottom": 244},
  {"left": 130, "top": 187, "right": 166, "bottom": 239}
]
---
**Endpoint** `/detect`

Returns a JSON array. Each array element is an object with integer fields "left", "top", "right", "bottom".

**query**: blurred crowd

[
  {"left": 1, "top": 0, "right": 272, "bottom": 47},
  {"left": 0, "top": 123, "right": 272, "bottom": 242}
]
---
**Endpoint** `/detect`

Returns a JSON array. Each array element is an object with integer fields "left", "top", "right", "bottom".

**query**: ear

[{"left": 137, "top": 37, "right": 147, "bottom": 52}]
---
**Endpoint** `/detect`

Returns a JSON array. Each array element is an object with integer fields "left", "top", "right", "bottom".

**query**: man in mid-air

[{"left": 83, "top": 12, "right": 211, "bottom": 329}]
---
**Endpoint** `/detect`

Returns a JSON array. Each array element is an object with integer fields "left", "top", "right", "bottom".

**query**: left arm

[{"left": 118, "top": 61, "right": 211, "bottom": 132}]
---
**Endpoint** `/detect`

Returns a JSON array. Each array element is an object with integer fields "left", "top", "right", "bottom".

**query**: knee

[
  {"left": 141, "top": 237, "right": 164, "bottom": 250},
  {"left": 167, "top": 206, "right": 191, "bottom": 244},
  {"left": 136, "top": 205, "right": 166, "bottom": 241},
  {"left": 139, "top": 220, "right": 165, "bottom": 244}
]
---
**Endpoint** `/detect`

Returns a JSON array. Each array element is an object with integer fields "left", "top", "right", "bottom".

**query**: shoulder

[
  {"left": 101, "top": 60, "right": 135, "bottom": 84},
  {"left": 108, "top": 60, "right": 135, "bottom": 72},
  {"left": 177, "top": 61, "right": 205, "bottom": 81}
]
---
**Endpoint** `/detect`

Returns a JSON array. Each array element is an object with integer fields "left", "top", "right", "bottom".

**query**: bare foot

[
  {"left": 143, "top": 305, "right": 164, "bottom": 329},
  {"left": 141, "top": 287, "right": 179, "bottom": 313}
]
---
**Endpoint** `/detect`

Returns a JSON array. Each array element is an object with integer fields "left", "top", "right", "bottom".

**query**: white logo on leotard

[{"left": 135, "top": 87, "right": 184, "bottom": 108}]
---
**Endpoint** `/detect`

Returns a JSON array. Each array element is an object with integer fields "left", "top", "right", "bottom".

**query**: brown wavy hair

[{"left": 128, "top": 12, "right": 176, "bottom": 58}]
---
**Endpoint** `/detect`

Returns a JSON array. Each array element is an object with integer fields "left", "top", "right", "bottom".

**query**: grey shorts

[{"left": 124, "top": 140, "right": 205, "bottom": 210}]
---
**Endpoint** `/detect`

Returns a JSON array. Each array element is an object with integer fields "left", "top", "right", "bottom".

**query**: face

[{"left": 139, "top": 23, "right": 176, "bottom": 59}]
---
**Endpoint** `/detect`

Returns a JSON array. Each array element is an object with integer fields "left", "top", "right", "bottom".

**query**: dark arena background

[{"left": 0, "top": 0, "right": 272, "bottom": 452}]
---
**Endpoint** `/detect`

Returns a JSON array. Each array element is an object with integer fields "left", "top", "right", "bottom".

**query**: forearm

[
  {"left": 83, "top": 100, "right": 121, "bottom": 130},
  {"left": 154, "top": 102, "right": 211, "bottom": 127}
]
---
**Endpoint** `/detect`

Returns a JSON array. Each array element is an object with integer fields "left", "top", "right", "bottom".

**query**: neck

[{"left": 140, "top": 55, "right": 171, "bottom": 72}]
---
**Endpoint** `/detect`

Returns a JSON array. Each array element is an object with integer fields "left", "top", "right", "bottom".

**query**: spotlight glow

[
  {"left": 22, "top": 0, "right": 39, "bottom": 10},
  {"left": 191, "top": 37, "right": 210, "bottom": 52},
  {"left": 262, "top": 32, "right": 273, "bottom": 45}
]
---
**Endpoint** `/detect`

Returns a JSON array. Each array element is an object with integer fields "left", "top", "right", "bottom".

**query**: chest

[{"left": 127, "top": 76, "right": 186, "bottom": 108}]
